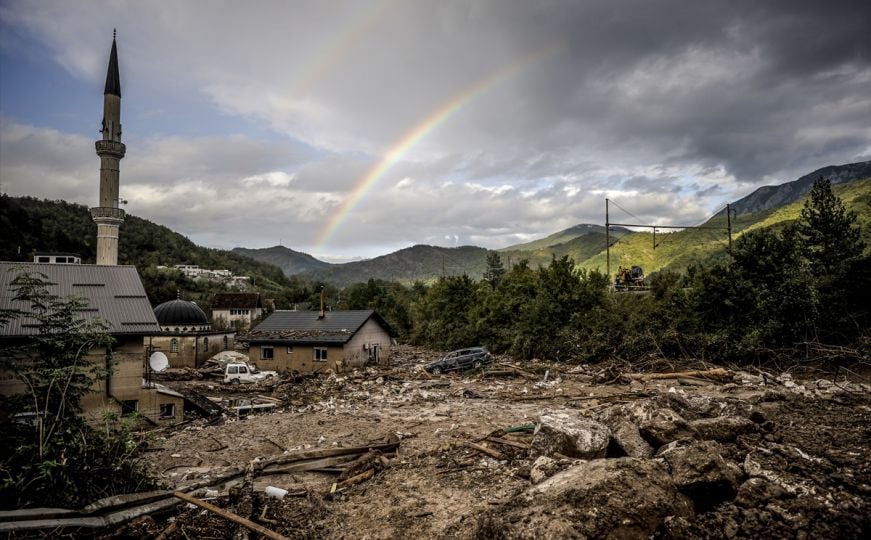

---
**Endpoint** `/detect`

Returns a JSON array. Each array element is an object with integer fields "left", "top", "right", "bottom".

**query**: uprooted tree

[{"left": 0, "top": 271, "right": 156, "bottom": 509}]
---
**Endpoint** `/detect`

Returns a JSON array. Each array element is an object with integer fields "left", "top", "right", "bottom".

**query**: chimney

[{"left": 318, "top": 287, "right": 325, "bottom": 319}]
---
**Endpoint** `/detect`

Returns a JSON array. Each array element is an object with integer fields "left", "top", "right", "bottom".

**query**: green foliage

[
  {"left": 482, "top": 251, "right": 506, "bottom": 289},
  {"left": 0, "top": 272, "right": 157, "bottom": 509}
]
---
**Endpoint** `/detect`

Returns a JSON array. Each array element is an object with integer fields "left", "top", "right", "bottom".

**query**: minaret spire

[{"left": 91, "top": 32, "right": 126, "bottom": 265}]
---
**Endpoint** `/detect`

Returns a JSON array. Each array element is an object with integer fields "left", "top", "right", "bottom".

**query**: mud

[{"left": 113, "top": 347, "right": 870, "bottom": 539}]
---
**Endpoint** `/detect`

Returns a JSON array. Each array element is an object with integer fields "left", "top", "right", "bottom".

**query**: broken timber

[
  {"left": 173, "top": 491, "right": 288, "bottom": 540},
  {"left": 0, "top": 439, "right": 399, "bottom": 533}
]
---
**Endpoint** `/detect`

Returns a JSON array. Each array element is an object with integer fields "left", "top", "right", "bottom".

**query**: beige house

[
  {"left": 246, "top": 310, "right": 395, "bottom": 374},
  {"left": 211, "top": 292, "right": 264, "bottom": 331},
  {"left": 0, "top": 263, "right": 185, "bottom": 424}
]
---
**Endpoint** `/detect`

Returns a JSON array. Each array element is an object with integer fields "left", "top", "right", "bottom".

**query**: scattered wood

[
  {"left": 154, "top": 520, "right": 178, "bottom": 540},
  {"left": 206, "top": 436, "right": 228, "bottom": 452},
  {"left": 464, "top": 441, "right": 505, "bottom": 460},
  {"left": 628, "top": 368, "right": 733, "bottom": 381},
  {"left": 485, "top": 436, "right": 530, "bottom": 450},
  {"left": 334, "top": 468, "right": 374, "bottom": 489},
  {"left": 172, "top": 492, "right": 288, "bottom": 540}
]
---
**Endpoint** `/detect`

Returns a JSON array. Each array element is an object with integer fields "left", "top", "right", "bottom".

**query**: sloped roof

[
  {"left": 211, "top": 293, "right": 262, "bottom": 310},
  {"left": 0, "top": 262, "right": 159, "bottom": 336},
  {"left": 247, "top": 309, "right": 394, "bottom": 345}
]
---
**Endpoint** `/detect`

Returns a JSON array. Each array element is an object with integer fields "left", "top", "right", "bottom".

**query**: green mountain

[
  {"left": 0, "top": 195, "right": 291, "bottom": 304},
  {"left": 232, "top": 245, "right": 331, "bottom": 276},
  {"left": 499, "top": 224, "right": 632, "bottom": 269},
  {"left": 579, "top": 177, "right": 871, "bottom": 275},
  {"left": 729, "top": 160, "right": 871, "bottom": 215},
  {"left": 299, "top": 244, "right": 490, "bottom": 287},
  {"left": 502, "top": 224, "right": 629, "bottom": 252}
]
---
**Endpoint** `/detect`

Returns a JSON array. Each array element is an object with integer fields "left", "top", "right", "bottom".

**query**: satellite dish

[{"left": 149, "top": 351, "right": 169, "bottom": 372}]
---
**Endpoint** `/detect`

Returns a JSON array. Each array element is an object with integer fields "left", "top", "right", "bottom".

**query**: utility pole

[
  {"left": 726, "top": 203, "right": 733, "bottom": 256},
  {"left": 605, "top": 199, "right": 610, "bottom": 281}
]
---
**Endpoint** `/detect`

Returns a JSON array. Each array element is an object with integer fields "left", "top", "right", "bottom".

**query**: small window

[
  {"left": 203, "top": 337, "right": 209, "bottom": 350},
  {"left": 120, "top": 400, "right": 138, "bottom": 416},
  {"left": 38, "top": 257, "right": 50, "bottom": 263},
  {"left": 314, "top": 347, "right": 328, "bottom": 362},
  {"left": 223, "top": 335, "right": 229, "bottom": 350},
  {"left": 170, "top": 338, "right": 179, "bottom": 353},
  {"left": 239, "top": 366, "right": 248, "bottom": 374},
  {"left": 286, "top": 346, "right": 294, "bottom": 354},
  {"left": 56, "top": 257, "right": 66, "bottom": 263},
  {"left": 159, "top": 403, "right": 176, "bottom": 419},
  {"left": 261, "top": 346, "right": 274, "bottom": 360},
  {"left": 228, "top": 366, "right": 238, "bottom": 374}
]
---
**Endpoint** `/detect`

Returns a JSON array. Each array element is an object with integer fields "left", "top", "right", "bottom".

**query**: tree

[
  {"left": 482, "top": 251, "right": 506, "bottom": 289},
  {"left": 797, "top": 177, "right": 864, "bottom": 275},
  {"left": 0, "top": 272, "right": 155, "bottom": 508}
]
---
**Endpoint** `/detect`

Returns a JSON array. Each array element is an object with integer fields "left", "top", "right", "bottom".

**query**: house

[
  {"left": 148, "top": 296, "right": 235, "bottom": 368},
  {"left": 211, "top": 292, "right": 264, "bottom": 331},
  {"left": 0, "top": 262, "right": 185, "bottom": 424},
  {"left": 32, "top": 252, "right": 82, "bottom": 264},
  {"left": 245, "top": 310, "right": 395, "bottom": 373}
]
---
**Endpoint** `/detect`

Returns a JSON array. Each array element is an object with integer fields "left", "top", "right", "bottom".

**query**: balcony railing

[
  {"left": 95, "top": 140, "right": 126, "bottom": 157},
  {"left": 90, "top": 207, "right": 126, "bottom": 220}
]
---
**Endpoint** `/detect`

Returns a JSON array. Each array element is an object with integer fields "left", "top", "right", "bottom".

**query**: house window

[
  {"left": 170, "top": 338, "right": 179, "bottom": 353},
  {"left": 261, "top": 346, "right": 274, "bottom": 360},
  {"left": 223, "top": 335, "right": 229, "bottom": 350},
  {"left": 314, "top": 347, "right": 328, "bottom": 362},
  {"left": 159, "top": 403, "right": 176, "bottom": 419},
  {"left": 38, "top": 256, "right": 50, "bottom": 263},
  {"left": 120, "top": 400, "right": 139, "bottom": 417},
  {"left": 287, "top": 346, "right": 294, "bottom": 354}
]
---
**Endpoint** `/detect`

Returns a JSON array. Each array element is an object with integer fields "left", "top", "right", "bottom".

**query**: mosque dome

[{"left": 154, "top": 298, "right": 209, "bottom": 330}]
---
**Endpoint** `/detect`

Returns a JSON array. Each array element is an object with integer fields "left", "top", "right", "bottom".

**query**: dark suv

[{"left": 424, "top": 347, "right": 493, "bottom": 374}]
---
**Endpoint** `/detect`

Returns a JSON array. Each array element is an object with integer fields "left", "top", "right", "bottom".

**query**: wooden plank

[
  {"left": 173, "top": 492, "right": 288, "bottom": 540},
  {"left": 485, "top": 436, "right": 530, "bottom": 450},
  {"left": 464, "top": 441, "right": 505, "bottom": 460}
]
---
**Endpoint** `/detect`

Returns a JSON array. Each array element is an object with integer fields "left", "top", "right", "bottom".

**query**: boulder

[
  {"left": 689, "top": 416, "right": 757, "bottom": 442},
  {"left": 529, "top": 455, "right": 561, "bottom": 484},
  {"left": 609, "top": 418, "right": 654, "bottom": 458},
  {"left": 474, "top": 458, "right": 694, "bottom": 539},
  {"left": 598, "top": 400, "right": 698, "bottom": 448},
  {"left": 735, "top": 477, "right": 790, "bottom": 508},
  {"left": 530, "top": 409, "right": 610, "bottom": 459},
  {"left": 658, "top": 440, "right": 741, "bottom": 511}
]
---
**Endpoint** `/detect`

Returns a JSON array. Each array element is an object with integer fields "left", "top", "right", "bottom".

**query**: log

[
  {"left": 173, "top": 492, "right": 288, "bottom": 540},
  {"left": 335, "top": 468, "right": 374, "bottom": 488},
  {"left": 464, "top": 441, "right": 505, "bottom": 460},
  {"left": 485, "top": 436, "right": 530, "bottom": 450},
  {"left": 628, "top": 368, "right": 733, "bottom": 381}
]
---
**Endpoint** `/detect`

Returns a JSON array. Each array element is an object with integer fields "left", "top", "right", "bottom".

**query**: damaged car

[{"left": 424, "top": 347, "right": 493, "bottom": 374}]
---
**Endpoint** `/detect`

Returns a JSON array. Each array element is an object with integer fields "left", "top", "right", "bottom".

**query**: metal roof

[
  {"left": 248, "top": 310, "right": 394, "bottom": 344},
  {"left": 0, "top": 262, "right": 159, "bottom": 336}
]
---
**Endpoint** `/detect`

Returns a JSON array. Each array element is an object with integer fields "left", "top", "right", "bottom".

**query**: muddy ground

[{"left": 113, "top": 346, "right": 870, "bottom": 539}]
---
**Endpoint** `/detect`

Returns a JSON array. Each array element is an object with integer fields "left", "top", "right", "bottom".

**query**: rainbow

[{"left": 315, "top": 45, "right": 560, "bottom": 247}]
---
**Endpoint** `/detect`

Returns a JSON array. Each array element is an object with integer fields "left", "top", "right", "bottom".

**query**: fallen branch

[
  {"left": 464, "top": 441, "right": 505, "bottom": 460},
  {"left": 628, "top": 368, "right": 733, "bottom": 381},
  {"left": 485, "top": 436, "right": 529, "bottom": 450},
  {"left": 334, "top": 468, "right": 374, "bottom": 489},
  {"left": 173, "top": 492, "right": 288, "bottom": 540}
]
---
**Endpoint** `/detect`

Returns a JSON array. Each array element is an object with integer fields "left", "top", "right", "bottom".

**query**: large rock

[
  {"left": 474, "top": 458, "right": 694, "bottom": 539},
  {"left": 529, "top": 455, "right": 561, "bottom": 484},
  {"left": 689, "top": 416, "right": 757, "bottom": 442},
  {"left": 609, "top": 418, "right": 654, "bottom": 458},
  {"left": 530, "top": 409, "right": 611, "bottom": 459},
  {"left": 658, "top": 440, "right": 741, "bottom": 511},
  {"left": 598, "top": 399, "right": 698, "bottom": 449}
]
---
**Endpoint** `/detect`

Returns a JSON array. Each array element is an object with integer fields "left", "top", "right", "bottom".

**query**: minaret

[{"left": 91, "top": 30, "right": 126, "bottom": 265}]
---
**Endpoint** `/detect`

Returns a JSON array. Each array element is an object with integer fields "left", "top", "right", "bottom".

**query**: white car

[{"left": 223, "top": 362, "right": 277, "bottom": 384}]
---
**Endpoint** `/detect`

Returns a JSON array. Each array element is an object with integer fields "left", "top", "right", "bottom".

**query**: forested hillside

[{"left": 0, "top": 196, "right": 292, "bottom": 305}]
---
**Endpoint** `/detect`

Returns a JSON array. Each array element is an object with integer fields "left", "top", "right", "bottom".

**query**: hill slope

[
  {"left": 300, "top": 245, "right": 490, "bottom": 287},
  {"left": 0, "top": 195, "right": 290, "bottom": 301},
  {"left": 729, "top": 160, "right": 871, "bottom": 215},
  {"left": 232, "top": 245, "right": 331, "bottom": 276}
]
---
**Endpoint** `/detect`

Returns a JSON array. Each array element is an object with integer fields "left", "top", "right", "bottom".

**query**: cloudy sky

[{"left": 1, "top": 1, "right": 869, "bottom": 260}]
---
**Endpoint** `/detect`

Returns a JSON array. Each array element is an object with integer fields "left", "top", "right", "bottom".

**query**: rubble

[
  {"left": 529, "top": 409, "right": 610, "bottom": 459},
  {"left": 13, "top": 346, "right": 866, "bottom": 538}
]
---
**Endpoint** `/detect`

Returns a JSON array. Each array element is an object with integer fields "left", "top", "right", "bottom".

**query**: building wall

[
  {"left": 0, "top": 335, "right": 184, "bottom": 425},
  {"left": 249, "top": 343, "right": 344, "bottom": 374},
  {"left": 145, "top": 332, "right": 234, "bottom": 369},
  {"left": 344, "top": 318, "right": 392, "bottom": 368},
  {"left": 212, "top": 308, "right": 263, "bottom": 331}
]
